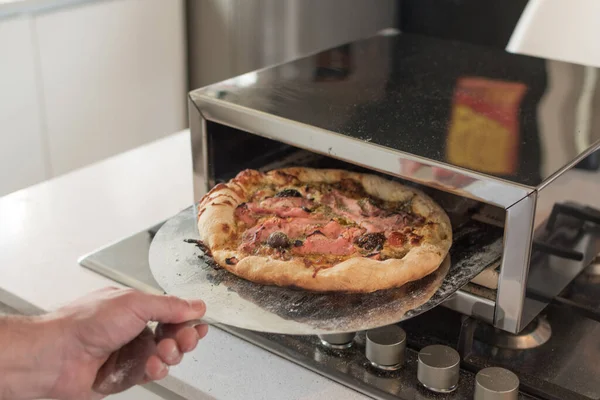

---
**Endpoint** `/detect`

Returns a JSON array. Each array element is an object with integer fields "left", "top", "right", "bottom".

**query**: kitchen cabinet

[
  {"left": 0, "top": 0, "right": 186, "bottom": 196},
  {"left": 33, "top": 0, "right": 187, "bottom": 176},
  {"left": 0, "top": 15, "right": 48, "bottom": 196}
]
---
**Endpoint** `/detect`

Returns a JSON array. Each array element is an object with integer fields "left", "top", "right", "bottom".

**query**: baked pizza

[{"left": 196, "top": 168, "right": 452, "bottom": 293}]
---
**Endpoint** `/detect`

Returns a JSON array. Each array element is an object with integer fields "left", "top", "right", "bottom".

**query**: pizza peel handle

[
  {"left": 149, "top": 206, "right": 502, "bottom": 335},
  {"left": 146, "top": 318, "right": 216, "bottom": 333}
]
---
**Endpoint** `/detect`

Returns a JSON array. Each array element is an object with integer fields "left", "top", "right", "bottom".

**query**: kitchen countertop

[{"left": 0, "top": 130, "right": 365, "bottom": 400}]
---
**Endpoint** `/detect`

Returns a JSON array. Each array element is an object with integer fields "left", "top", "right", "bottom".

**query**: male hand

[{"left": 1, "top": 287, "right": 208, "bottom": 400}]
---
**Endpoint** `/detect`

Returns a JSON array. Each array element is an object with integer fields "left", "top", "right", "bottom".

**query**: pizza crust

[{"left": 197, "top": 168, "right": 452, "bottom": 293}]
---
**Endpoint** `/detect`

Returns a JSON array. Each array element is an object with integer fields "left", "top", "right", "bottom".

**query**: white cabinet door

[
  {"left": 0, "top": 15, "right": 48, "bottom": 197},
  {"left": 33, "top": 0, "right": 186, "bottom": 176}
]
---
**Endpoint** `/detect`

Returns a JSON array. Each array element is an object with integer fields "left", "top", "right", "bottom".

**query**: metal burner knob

[
  {"left": 417, "top": 345, "right": 460, "bottom": 393},
  {"left": 474, "top": 367, "right": 519, "bottom": 400},
  {"left": 318, "top": 332, "right": 356, "bottom": 349},
  {"left": 365, "top": 325, "right": 406, "bottom": 370}
]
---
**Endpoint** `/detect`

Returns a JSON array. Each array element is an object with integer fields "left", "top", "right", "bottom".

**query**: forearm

[{"left": 0, "top": 315, "right": 61, "bottom": 400}]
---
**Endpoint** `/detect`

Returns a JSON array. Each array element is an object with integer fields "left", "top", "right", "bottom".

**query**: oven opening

[{"left": 206, "top": 122, "right": 505, "bottom": 303}]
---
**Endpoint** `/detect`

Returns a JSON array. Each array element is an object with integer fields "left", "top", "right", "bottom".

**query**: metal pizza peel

[{"left": 149, "top": 206, "right": 502, "bottom": 335}]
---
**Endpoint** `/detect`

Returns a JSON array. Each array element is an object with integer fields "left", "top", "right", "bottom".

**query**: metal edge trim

[
  {"left": 78, "top": 256, "right": 164, "bottom": 296},
  {"left": 187, "top": 95, "right": 210, "bottom": 202},
  {"left": 441, "top": 290, "right": 496, "bottom": 324},
  {"left": 538, "top": 139, "right": 600, "bottom": 190},
  {"left": 494, "top": 192, "right": 537, "bottom": 332}
]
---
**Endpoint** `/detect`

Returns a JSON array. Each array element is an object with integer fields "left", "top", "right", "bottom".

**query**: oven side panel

[
  {"left": 189, "top": 95, "right": 209, "bottom": 202},
  {"left": 518, "top": 153, "right": 600, "bottom": 331},
  {"left": 495, "top": 193, "right": 536, "bottom": 333}
]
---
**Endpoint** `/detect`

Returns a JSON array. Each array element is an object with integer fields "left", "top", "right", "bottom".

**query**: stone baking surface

[{"left": 149, "top": 206, "right": 502, "bottom": 335}]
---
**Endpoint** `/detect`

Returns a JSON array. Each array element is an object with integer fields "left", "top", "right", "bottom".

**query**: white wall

[
  {"left": 0, "top": 15, "right": 49, "bottom": 195},
  {"left": 0, "top": 0, "right": 187, "bottom": 197}
]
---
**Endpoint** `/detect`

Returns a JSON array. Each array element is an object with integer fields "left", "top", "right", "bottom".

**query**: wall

[
  {"left": 0, "top": 0, "right": 187, "bottom": 196},
  {"left": 186, "top": 0, "right": 397, "bottom": 89}
]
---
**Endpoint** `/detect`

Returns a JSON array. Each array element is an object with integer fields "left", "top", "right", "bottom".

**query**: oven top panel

[{"left": 191, "top": 31, "right": 600, "bottom": 189}]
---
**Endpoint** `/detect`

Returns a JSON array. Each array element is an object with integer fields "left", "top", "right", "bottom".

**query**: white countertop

[{"left": 0, "top": 130, "right": 365, "bottom": 400}]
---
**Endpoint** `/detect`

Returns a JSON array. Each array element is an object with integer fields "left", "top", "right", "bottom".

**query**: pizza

[{"left": 196, "top": 168, "right": 452, "bottom": 293}]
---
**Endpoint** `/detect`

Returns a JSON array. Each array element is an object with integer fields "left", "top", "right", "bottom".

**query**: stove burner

[
  {"left": 317, "top": 332, "right": 355, "bottom": 349},
  {"left": 477, "top": 316, "right": 551, "bottom": 350}
]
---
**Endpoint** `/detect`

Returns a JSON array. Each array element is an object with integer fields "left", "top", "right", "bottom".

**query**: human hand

[{"left": 0, "top": 287, "right": 208, "bottom": 400}]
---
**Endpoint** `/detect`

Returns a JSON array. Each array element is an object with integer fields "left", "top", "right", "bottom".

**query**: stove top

[{"left": 80, "top": 223, "right": 600, "bottom": 400}]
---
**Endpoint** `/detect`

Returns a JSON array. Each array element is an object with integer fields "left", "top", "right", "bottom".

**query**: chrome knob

[
  {"left": 474, "top": 367, "right": 519, "bottom": 400},
  {"left": 318, "top": 332, "right": 355, "bottom": 349},
  {"left": 365, "top": 325, "right": 406, "bottom": 370},
  {"left": 417, "top": 345, "right": 460, "bottom": 393}
]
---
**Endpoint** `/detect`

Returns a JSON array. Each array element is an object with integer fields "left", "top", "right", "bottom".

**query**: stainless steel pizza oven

[{"left": 188, "top": 31, "right": 600, "bottom": 334}]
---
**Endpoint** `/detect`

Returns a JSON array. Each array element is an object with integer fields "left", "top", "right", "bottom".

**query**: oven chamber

[{"left": 188, "top": 31, "right": 600, "bottom": 334}]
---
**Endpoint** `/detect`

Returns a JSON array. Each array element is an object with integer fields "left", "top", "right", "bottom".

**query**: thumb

[{"left": 130, "top": 292, "right": 206, "bottom": 324}]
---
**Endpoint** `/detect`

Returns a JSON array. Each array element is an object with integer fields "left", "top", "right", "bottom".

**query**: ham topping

[
  {"left": 321, "top": 191, "right": 412, "bottom": 234},
  {"left": 239, "top": 217, "right": 330, "bottom": 252},
  {"left": 319, "top": 220, "right": 345, "bottom": 238},
  {"left": 239, "top": 216, "right": 365, "bottom": 255},
  {"left": 246, "top": 197, "right": 313, "bottom": 218},
  {"left": 360, "top": 214, "right": 411, "bottom": 234},
  {"left": 236, "top": 184, "right": 424, "bottom": 257},
  {"left": 292, "top": 234, "right": 356, "bottom": 256},
  {"left": 235, "top": 203, "right": 256, "bottom": 226}
]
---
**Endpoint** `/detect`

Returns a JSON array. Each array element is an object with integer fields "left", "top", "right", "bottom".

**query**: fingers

[
  {"left": 155, "top": 322, "right": 209, "bottom": 364},
  {"left": 145, "top": 355, "right": 169, "bottom": 381},
  {"left": 91, "top": 309, "right": 209, "bottom": 394},
  {"left": 196, "top": 324, "right": 209, "bottom": 340},
  {"left": 157, "top": 338, "right": 183, "bottom": 365},
  {"left": 156, "top": 322, "right": 207, "bottom": 348},
  {"left": 127, "top": 291, "right": 206, "bottom": 324},
  {"left": 144, "top": 323, "right": 210, "bottom": 381},
  {"left": 93, "top": 327, "right": 157, "bottom": 395}
]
